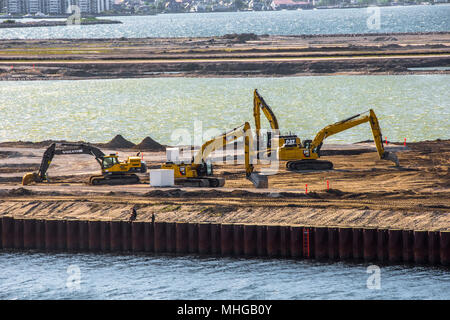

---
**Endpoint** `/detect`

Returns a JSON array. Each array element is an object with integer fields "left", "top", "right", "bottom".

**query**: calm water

[
  {"left": 0, "top": 75, "right": 449, "bottom": 144},
  {"left": 0, "top": 5, "right": 449, "bottom": 39},
  {"left": 0, "top": 251, "right": 448, "bottom": 300}
]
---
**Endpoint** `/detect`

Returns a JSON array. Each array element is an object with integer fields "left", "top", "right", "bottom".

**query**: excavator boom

[
  {"left": 311, "top": 109, "right": 399, "bottom": 166},
  {"left": 195, "top": 122, "right": 268, "bottom": 188},
  {"left": 163, "top": 122, "right": 268, "bottom": 188}
]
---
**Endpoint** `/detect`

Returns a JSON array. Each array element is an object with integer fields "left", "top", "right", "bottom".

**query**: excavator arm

[
  {"left": 193, "top": 122, "right": 268, "bottom": 188},
  {"left": 310, "top": 109, "right": 399, "bottom": 166},
  {"left": 253, "top": 89, "right": 280, "bottom": 132},
  {"left": 22, "top": 143, "right": 106, "bottom": 185}
]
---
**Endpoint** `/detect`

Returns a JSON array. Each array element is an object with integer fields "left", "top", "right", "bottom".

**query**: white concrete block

[{"left": 150, "top": 169, "right": 174, "bottom": 187}]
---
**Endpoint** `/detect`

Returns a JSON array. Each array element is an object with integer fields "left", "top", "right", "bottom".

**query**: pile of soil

[
  {"left": 100, "top": 135, "right": 135, "bottom": 149},
  {"left": 133, "top": 136, "right": 165, "bottom": 151}
]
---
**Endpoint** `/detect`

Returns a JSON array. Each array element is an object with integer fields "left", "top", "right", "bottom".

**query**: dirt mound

[
  {"left": 223, "top": 33, "right": 258, "bottom": 43},
  {"left": 133, "top": 136, "right": 165, "bottom": 151},
  {"left": 8, "top": 187, "right": 33, "bottom": 196},
  {"left": 101, "top": 135, "right": 135, "bottom": 149}
]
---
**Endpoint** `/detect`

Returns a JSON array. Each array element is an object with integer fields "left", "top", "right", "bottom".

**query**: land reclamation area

[
  {"left": 0, "top": 32, "right": 449, "bottom": 80},
  {"left": 0, "top": 138, "right": 448, "bottom": 232}
]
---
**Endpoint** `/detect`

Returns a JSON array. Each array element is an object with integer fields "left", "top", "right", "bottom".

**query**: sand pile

[
  {"left": 101, "top": 135, "right": 135, "bottom": 149},
  {"left": 133, "top": 136, "right": 165, "bottom": 151}
]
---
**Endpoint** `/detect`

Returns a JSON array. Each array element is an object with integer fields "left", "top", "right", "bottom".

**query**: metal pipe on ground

[
  {"left": 131, "top": 222, "right": 145, "bottom": 252},
  {"left": 414, "top": 231, "right": 428, "bottom": 264},
  {"left": 88, "top": 221, "right": 101, "bottom": 252},
  {"left": 154, "top": 222, "right": 167, "bottom": 253},
  {"left": 289, "top": 226, "right": 302, "bottom": 258},
  {"left": 363, "top": 229, "right": 377, "bottom": 262},
  {"left": 314, "top": 227, "right": 328, "bottom": 261},
  {"left": 198, "top": 223, "right": 211, "bottom": 255},
  {"left": 328, "top": 227, "right": 339, "bottom": 260},
  {"left": 243, "top": 225, "right": 257, "bottom": 257},
  {"left": 220, "top": 224, "right": 234, "bottom": 256},
  {"left": 402, "top": 230, "right": 414, "bottom": 263},
  {"left": 175, "top": 222, "right": 188, "bottom": 254},
  {"left": 388, "top": 229, "right": 402, "bottom": 263},
  {"left": 338, "top": 228, "right": 352, "bottom": 260},
  {"left": 266, "top": 225, "right": 280, "bottom": 258},
  {"left": 166, "top": 222, "right": 176, "bottom": 254}
]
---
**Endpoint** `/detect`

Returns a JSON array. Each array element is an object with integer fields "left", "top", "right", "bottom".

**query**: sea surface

[
  {"left": 0, "top": 75, "right": 448, "bottom": 144},
  {"left": 0, "top": 5, "right": 449, "bottom": 39},
  {"left": 0, "top": 251, "right": 448, "bottom": 300}
]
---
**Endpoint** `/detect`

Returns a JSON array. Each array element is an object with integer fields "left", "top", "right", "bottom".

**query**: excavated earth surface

[
  {"left": 0, "top": 139, "right": 448, "bottom": 231},
  {"left": 0, "top": 32, "right": 449, "bottom": 80}
]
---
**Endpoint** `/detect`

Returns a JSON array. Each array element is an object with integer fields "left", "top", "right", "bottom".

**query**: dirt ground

[
  {"left": 0, "top": 32, "right": 449, "bottom": 80},
  {"left": 0, "top": 139, "right": 448, "bottom": 231}
]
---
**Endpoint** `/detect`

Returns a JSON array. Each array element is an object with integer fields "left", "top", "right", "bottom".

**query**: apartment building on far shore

[{"left": 5, "top": 0, "right": 113, "bottom": 14}]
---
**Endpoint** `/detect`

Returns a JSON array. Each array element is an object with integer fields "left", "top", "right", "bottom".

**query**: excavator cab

[{"left": 102, "top": 155, "right": 120, "bottom": 169}]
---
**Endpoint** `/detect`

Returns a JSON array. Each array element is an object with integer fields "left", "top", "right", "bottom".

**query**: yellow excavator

[
  {"left": 22, "top": 143, "right": 147, "bottom": 185},
  {"left": 253, "top": 89, "right": 399, "bottom": 170},
  {"left": 161, "top": 122, "right": 268, "bottom": 188}
]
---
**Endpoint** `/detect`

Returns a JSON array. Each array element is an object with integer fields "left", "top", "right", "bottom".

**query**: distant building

[
  {"left": 6, "top": 0, "right": 112, "bottom": 14},
  {"left": 272, "top": 0, "right": 312, "bottom": 9}
]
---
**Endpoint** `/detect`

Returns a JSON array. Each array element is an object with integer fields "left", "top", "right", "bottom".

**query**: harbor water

[{"left": 0, "top": 251, "right": 449, "bottom": 300}]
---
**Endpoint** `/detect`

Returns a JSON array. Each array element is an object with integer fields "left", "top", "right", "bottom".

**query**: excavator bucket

[
  {"left": 247, "top": 172, "right": 269, "bottom": 189},
  {"left": 383, "top": 151, "right": 400, "bottom": 167},
  {"left": 22, "top": 172, "right": 39, "bottom": 186}
]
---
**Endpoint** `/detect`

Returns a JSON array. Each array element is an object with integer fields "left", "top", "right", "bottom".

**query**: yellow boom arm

[
  {"left": 253, "top": 89, "right": 280, "bottom": 132},
  {"left": 193, "top": 122, "right": 268, "bottom": 187},
  {"left": 193, "top": 122, "right": 254, "bottom": 176},
  {"left": 311, "top": 109, "right": 399, "bottom": 165}
]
